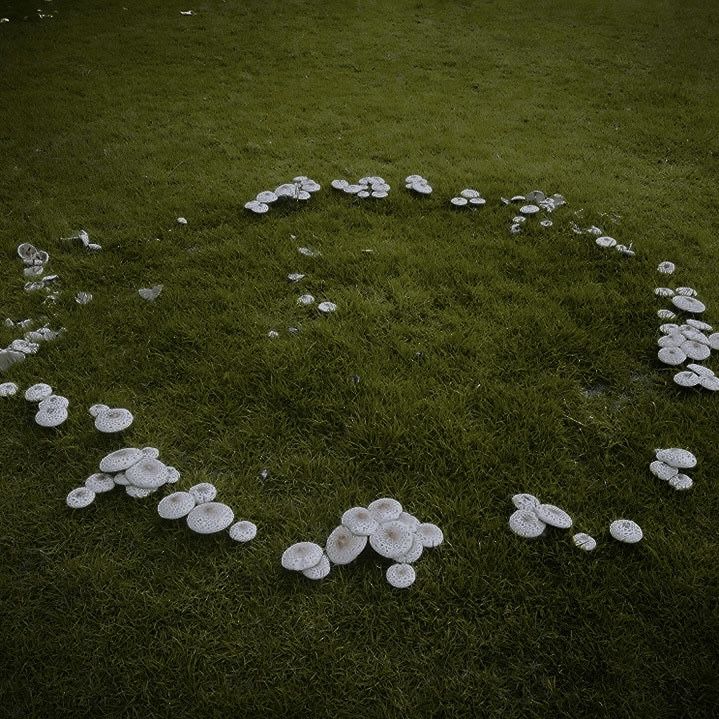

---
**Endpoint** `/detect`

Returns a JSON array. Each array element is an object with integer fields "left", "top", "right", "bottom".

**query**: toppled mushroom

[
  {"left": 534, "top": 504, "right": 572, "bottom": 529},
  {"left": 572, "top": 533, "right": 597, "bottom": 551}
]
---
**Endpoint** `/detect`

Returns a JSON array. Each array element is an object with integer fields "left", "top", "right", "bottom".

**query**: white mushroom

[
  {"left": 657, "top": 261, "right": 675, "bottom": 274},
  {"left": 654, "top": 287, "right": 675, "bottom": 298},
  {"left": 534, "top": 504, "right": 572, "bottom": 529},
  {"left": 386, "top": 563, "right": 416, "bottom": 589},
  {"left": 189, "top": 482, "right": 217, "bottom": 504},
  {"left": 512, "top": 493, "right": 540, "bottom": 511},
  {"left": 35, "top": 404, "right": 68, "bottom": 428},
  {"left": 325, "top": 525, "right": 367, "bottom": 564},
  {"left": 649, "top": 460, "right": 678, "bottom": 481},
  {"left": 85, "top": 473, "right": 115, "bottom": 493},
  {"left": 176, "top": 217, "right": 187, "bottom": 225},
  {"left": 657, "top": 333, "right": 684, "bottom": 348},
  {"left": 38, "top": 395, "right": 69, "bottom": 411},
  {"left": 509, "top": 509, "right": 546, "bottom": 539},
  {"left": 89, "top": 403, "right": 110, "bottom": 418},
  {"left": 657, "top": 309, "right": 677, "bottom": 320},
  {"left": 244, "top": 200, "right": 269, "bottom": 214},
  {"left": 415, "top": 522, "right": 444, "bottom": 547},
  {"left": 680, "top": 340, "right": 710, "bottom": 361},
  {"left": 165, "top": 466, "right": 181, "bottom": 484},
  {"left": 461, "top": 188, "right": 481, "bottom": 199},
  {"left": 125, "top": 485, "right": 156, "bottom": 498},
  {"left": 301, "top": 553, "right": 331, "bottom": 579},
  {"left": 684, "top": 319, "right": 712, "bottom": 332},
  {"left": 394, "top": 535, "right": 424, "bottom": 563},
  {"left": 229, "top": 520, "right": 257, "bottom": 542},
  {"left": 281, "top": 542, "right": 324, "bottom": 571},
  {"left": 368, "top": 521, "right": 414, "bottom": 558},
  {"left": 141, "top": 446, "right": 160, "bottom": 459},
  {"left": 94, "top": 408, "right": 134, "bottom": 433},
  {"left": 331, "top": 179, "right": 349, "bottom": 190},
  {"left": 186, "top": 502, "right": 235, "bottom": 533},
  {"left": 659, "top": 323, "right": 680, "bottom": 334},
  {"left": 595, "top": 236, "right": 616, "bottom": 248},
  {"left": 99, "top": 448, "right": 143, "bottom": 473},
  {"left": 609, "top": 519, "right": 643, "bottom": 544},
  {"left": 572, "top": 533, "right": 597, "bottom": 551},
  {"left": 668, "top": 474, "right": 693, "bottom": 491},
  {"left": 297, "top": 294, "right": 315, "bottom": 306},
  {"left": 655, "top": 448, "right": 696, "bottom": 469},
  {"left": 112, "top": 471, "right": 129, "bottom": 486},
  {"left": 24, "top": 383, "right": 53, "bottom": 402},
  {"left": 0, "top": 382, "right": 18, "bottom": 397},
  {"left": 396, "top": 511, "right": 421, "bottom": 530},
  {"left": 708, "top": 333, "right": 719, "bottom": 350},
  {"left": 317, "top": 301, "right": 337, "bottom": 314},
  {"left": 657, "top": 346, "right": 687, "bottom": 365},
  {"left": 686, "top": 363, "right": 715, "bottom": 377},
  {"left": 699, "top": 375, "right": 719, "bottom": 391},
  {"left": 671, "top": 296, "right": 706, "bottom": 313},
  {"left": 256, "top": 191, "right": 278, "bottom": 204},
  {"left": 10, "top": 339, "right": 39, "bottom": 354},
  {"left": 157, "top": 491, "right": 196, "bottom": 519},
  {"left": 368, "top": 497, "right": 403, "bottom": 522},
  {"left": 66, "top": 486, "right": 95, "bottom": 509},
  {"left": 125, "top": 458, "right": 169, "bottom": 488},
  {"left": 341, "top": 506, "right": 379, "bottom": 536}
]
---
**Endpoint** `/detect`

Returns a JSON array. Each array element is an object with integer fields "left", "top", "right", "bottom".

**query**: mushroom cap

[
  {"left": 708, "top": 333, "right": 719, "bottom": 350},
  {"left": 177, "top": 217, "right": 188, "bottom": 225},
  {"left": 657, "top": 261, "right": 675, "bottom": 274},
  {"left": 331, "top": 179, "right": 349, "bottom": 190},
  {"left": 657, "top": 309, "right": 677, "bottom": 320},
  {"left": 325, "top": 525, "right": 368, "bottom": 564},
  {"left": 655, "top": 447, "right": 696, "bottom": 469},
  {"left": 256, "top": 190, "right": 278, "bottom": 204},
  {"left": 357, "top": 190, "right": 371, "bottom": 198},
  {"left": 66, "top": 486, "right": 96, "bottom": 509},
  {"left": 301, "top": 553, "right": 331, "bottom": 580},
  {"left": 669, "top": 474, "right": 693, "bottom": 491},
  {"left": 35, "top": 404, "right": 68, "bottom": 428},
  {"left": 686, "top": 319, "right": 712, "bottom": 332},
  {"left": 24, "top": 383, "right": 53, "bottom": 402},
  {"left": 244, "top": 200, "right": 269, "bottom": 213},
  {"left": 609, "top": 519, "right": 643, "bottom": 544},
  {"left": 341, "top": 506, "right": 380, "bottom": 536},
  {"left": 229, "top": 520, "right": 257, "bottom": 542},
  {"left": 189, "top": 482, "right": 217, "bottom": 504},
  {"left": 572, "top": 533, "right": 597, "bottom": 551},
  {"left": 89, "top": 403, "right": 110, "bottom": 418},
  {"left": 0, "top": 382, "right": 18, "bottom": 397},
  {"left": 138, "top": 285, "right": 163, "bottom": 301},
  {"left": 657, "top": 333, "right": 684, "bottom": 348},
  {"left": 649, "top": 460, "right": 679, "bottom": 481},
  {"left": 450, "top": 196, "right": 468, "bottom": 207},
  {"left": 469, "top": 196, "right": 487, "bottom": 206},
  {"left": 460, "top": 188, "right": 481, "bottom": 199},
  {"left": 395, "top": 535, "right": 424, "bottom": 563},
  {"left": 38, "top": 395, "right": 69, "bottom": 411},
  {"left": 396, "top": 511, "right": 421, "bottom": 530},
  {"left": 281, "top": 541, "right": 324, "bottom": 571},
  {"left": 165, "top": 466, "right": 181, "bottom": 484},
  {"left": 126, "top": 458, "right": 169, "bottom": 488},
  {"left": 317, "top": 301, "right": 337, "bottom": 314},
  {"left": 699, "top": 375, "right": 719, "bottom": 391},
  {"left": 519, "top": 204, "right": 540, "bottom": 215},
  {"left": 95, "top": 408, "right": 134, "bottom": 433},
  {"left": 509, "top": 509, "right": 546, "bottom": 539},
  {"left": 596, "top": 236, "right": 617, "bottom": 248},
  {"left": 369, "top": 521, "right": 414, "bottom": 558},
  {"left": 99, "top": 448, "right": 143, "bottom": 473},
  {"left": 297, "top": 294, "right": 315, "bottom": 306},
  {"left": 681, "top": 340, "right": 710, "bottom": 361},
  {"left": 10, "top": 338, "right": 39, "bottom": 354},
  {"left": 675, "top": 287, "right": 698, "bottom": 297},
  {"left": 655, "top": 287, "right": 675, "bottom": 297},
  {"left": 415, "top": 522, "right": 444, "bottom": 547},
  {"left": 112, "top": 471, "right": 129, "bottom": 486},
  {"left": 85, "top": 473, "right": 115, "bottom": 493},
  {"left": 686, "top": 363, "right": 715, "bottom": 378},
  {"left": 125, "top": 485, "right": 156, "bottom": 498},
  {"left": 157, "top": 491, "right": 196, "bottom": 519},
  {"left": 680, "top": 328, "right": 710, "bottom": 344},
  {"left": 405, "top": 174, "right": 424, "bottom": 183},
  {"left": 512, "top": 493, "right": 540, "bottom": 511},
  {"left": 368, "top": 497, "right": 403, "bottom": 522},
  {"left": 535, "top": 504, "right": 573, "bottom": 529},
  {"left": 386, "top": 563, "right": 416, "bottom": 589},
  {"left": 659, "top": 323, "right": 680, "bottom": 334},
  {"left": 671, "top": 295, "right": 706, "bottom": 313},
  {"left": 186, "top": 502, "right": 234, "bottom": 533},
  {"left": 657, "top": 346, "right": 687, "bottom": 365}
]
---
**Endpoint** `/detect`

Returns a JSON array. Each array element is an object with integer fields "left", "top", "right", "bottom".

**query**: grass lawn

[{"left": 1, "top": 0, "right": 718, "bottom": 716}]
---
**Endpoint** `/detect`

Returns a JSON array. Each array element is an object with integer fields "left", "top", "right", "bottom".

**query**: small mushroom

[
  {"left": 66, "top": 486, "right": 96, "bottom": 509},
  {"left": 685, "top": 319, "right": 712, "bottom": 332},
  {"left": 450, "top": 196, "right": 468, "bottom": 207},
  {"left": 415, "top": 522, "right": 444, "bottom": 547},
  {"left": 317, "top": 301, "right": 337, "bottom": 314},
  {"left": 157, "top": 491, "right": 196, "bottom": 519},
  {"left": 655, "top": 447, "right": 696, "bottom": 469},
  {"left": 708, "top": 333, "right": 719, "bottom": 350},
  {"left": 368, "top": 497, "right": 403, "bottom": 522},
  {"left": 657, "top": 346, "right": 687, "bottom": 365},
  {"left": 508, "top": 509, "right": 546, "bottom": 539},
  {"left": 297, "top": 294, "right": 315, "bottom": 306},
  {"left": 188, "top": 482, "right": 217, "bottom": 504},
  {"left": 341, "top": 506, "right": 379, "bottom": 536},
  {"left": 675, "top": 287, "right": 698, "bottom": 297},
  {"left": 244, "top": 200, "right": 269, "bottom": 214},
  {"left": 654, "top": 287, "right": 675, "bottom": 298},
  {"left": 38, "top": 395, "right": 69, "bottom": 411},
  {"left": 368, "top": 521, "right": 414, "bottom": 559},
  {"left": 386, "top": 563, "right": 416, "bottom": 589},
  {"left": 165, "top": 466, "right": 181, "bottom": 484},
  {"left": 138, "top": 285, "right": 163, "bottom": 301},
  {"left": 256, "top": 191, "right": 278, "bottom": 204},
  {"left": 609, "top": 519, "right": 643, "bottom": 544},
  {"left": 512, "top": 493, "right": 540, "bottom": 511},
  {"left": 301, "top": 553, "right": 331, "bottom": 580},
  {"left": 281, "top": 542, "right": 324, "bottom": 571},
  {"left": 88, "top": 403, "right": 110, "bottom": 418},
  {"left": 668, "top": 474, "right": 693, "bottom": 491},
  {"left": 141, "top": 446, "right": 160, "bottom": 459},
  {"left": 176, "top": 217, "right": 187, "bottom": 225},
  {"left": 325, "top": 525, "right": 367, "bottom": 564},
  {"left": 534, "top": 504, "right": 573, "bottom": 529},
  {"left": 229, "top": 520, "right": 257, "bottom": 542},
  {"left": 94, "top": 408, "right": 134, "bottom": 433},
  {"left": 657, "top": 261, "right": 675, "bottom": 274},
  {"left": 287, "top": 273, "right": 305, "bottom": 282},
  {"left": 186, "top": 502, "right": 235, "bottom": 534},
  {"left": 99, "top": 448, "right": 143, "bottom": 473},
  {"left": 331, "top": 179, "right": 349, "bottom": 190},
  {"left": 572, "top": 533, "right": 597, "bottom": 551},
  {"left": 0, "top": 382, "right": 18, "bottom": 397},
  {"left": 125, "top": 485, "right": 157, "bottom": 498},
  {"left": 657, "top": 309, "right": 677, "bottom": 320},
  {"left": 85, "top": 473, "right": 115, "bottom": 493},
  {"left": 396, "top": 511, "right": 421, "bottom": 530}
]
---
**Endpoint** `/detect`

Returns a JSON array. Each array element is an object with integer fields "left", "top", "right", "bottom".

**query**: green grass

[{"left": 1, "top": 0, "right": 718, "bottom": 716}]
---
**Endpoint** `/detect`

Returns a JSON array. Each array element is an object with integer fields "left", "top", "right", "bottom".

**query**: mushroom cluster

[
  {"left": 89, "top": 403, "right": 134, "bottom": 433},
  {"left": 331, "top": 176, "right": 390, "bottom": 199},
  {"left": 281, "top": 497, "right": 443, "bottom": 588},
  {"left": 503, "top": 191, "right": 566, "bottom": 235},
  {"left": 66, "top": 446, "right": 181, "bottom": 507},
  {"left": 244, "top": 176, "right": 321, "bottom": 214},
  {"left": 449, "top": 188, "right": 486, "bottom": 208},
  {"left": 405, "top": 174, "right": 432, "bottom": 195},
  {"left": 61, "top": 229, "right": 102, "bottom": 252},
  {"left": 649, "top": 447, "right": 696, "bottom": 491},
  {"left": 508, "top": 493, "right": 582, "bottom": 544},
  {"left": 1, "top": 321, "right": 64, "bottom": 374},
  {"left": 24, "top": 383, "right": 69, "bottom": 427}
]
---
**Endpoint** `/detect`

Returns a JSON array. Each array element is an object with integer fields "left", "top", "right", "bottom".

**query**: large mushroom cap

[
  {"left": 281, "top": 542, "right": 324, "bottom": 571},
  {"left": 24, "top": 383, "right": 53, "bottom": 402},
  {"left": 509, "top": 509, "right": 546, "bottom": 538},
  {"left": 99, "top": 448, "right": 143, "bottom": 473},
  {"left": 95, "top": 408, "right": 133, "bottom": 433},
  {"left": 672, "top": 295, "right": 706, "bottom": 313},
  {"left": 325, "top": 525, "right": 367, "bottom": 565},
  {"left": 512, "top": 493, "right": 540, "bottom": 511},
  {"left": 669, "top": 474, "right": 693, "bottom": 491},
  {"left": 368, "top": 497, "right": 403, "bottom": 522},
  {"left": 609, "top": 519, "right": 643, "bottom": 544},
  {"left": 35, "top": 404, "right": 68, "bottom": 428},
  {"left": 572, "top": 533, "right": 597, "bottom": 551},
  {"left": 66, "top": 486, "right": 96, "bottom": 509},
  {"left": 188, "top": 482, "right": 217, "bottom": 504},
  {"left": 85, "top": 473, "right": 115, "bottom": 493},
  {"left": 369, "top": 521, "right": 414, "bottom": 558},
  {"left": 301, "top": 553, "right": 331, "bottom": 580},
  {"left": 229, "top": 520, "right": 257, "bottom": 542},
  {"left": 655, "top": 447, "right": 696, "bottom": 469},
  {"left": 415, "top": 522, "right": 444, "bottom": 548},
  {"left": 157, "top": 491, "right": 196, "bottom": 519},
  {"left": 657, "top": 346, "right": 687, "bottom": 365},
  {"left": 126, "top": 458, "right": 169, "bottom": 488},
  {"left": 681, "top": 340, "right": 710, "bottom": 361},
  {"left": 386, "top": 563, "right": 416, "bottom": 589},
  {"left": 186, "top": 502, "right": 235, "bottom": 534},
  {"left": 535, "top": 504, "right": 573, "bottom": 529},
  {"left": 649, "top": 460, "right": 679, "bottom": 481},
  {"left": 341, "top": 506, "right": 379, "bottom": 536}
]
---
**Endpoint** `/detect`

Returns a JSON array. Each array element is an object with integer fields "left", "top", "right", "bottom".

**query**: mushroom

[
  {"left": 141, "top": 446, "right": 160, "bottom": 459},
  {"left": 657, "top": 346, "right": 687, "bottom": 365},
  {"left": 657, "top": 261, "right": 675, "bottom": 274},
  {"left": 24, "top": 383, "right": 53, "bottom": 402},
  {"left": 508, "top": 509, "right": 546, "bottom": 539},
  {"left": 699, "top": 375, "right": 719, "bottom": 391},
  {"left": 668, "top": 474, "right": 693, "bottom": 491},
  {"left": 657, "top": 309, "right": 677, "bottom": 320},
  {"left": 176, "top": 217, "right": 187, "bottom": 225},
  {"left": 368, "top": 497, "right": 403, "bottom": 522},
  {"left": 657, "top": 333, "right": 684, "bottom": 348},
  {"left": 596, "top": 236, "right": 617, "bottom": 248},
  {"left": 341, "top": 506, "right": 379, "bottom": 536},
  {"left": 686, "top": 363, "right": 715, "bottom": 377},
  {"left": 671, "top": 296, "right": 706, "bottom": 313},
  {"left": 125, "top": 458, "right": 169, "bottom": 488},
  {"left": 229, "top": 520, "right": 257, "bottom": 542},
  {"left": 99, "top": 448, "right": 143, "bottom": 473},
  {"left": 396, "top": 511, "right": 421, "bottom": 530},
  {"left": 157, "top": 491, "right": 196, "bottom": 519},
  {"left": 655, "top": 287, "right": 675, "bottom": 297},
  {"left": 572, "top": 533, "right": 597, "bottom": 551},
  {"left": 301, "top": 553, "right": 331, "bottom": 580},
  {"left": 386, "top": 563, "right": 416, "bottom": 589},
  {"left": 186, "top": 502, "right": 235, "bottom": 533},
  {"left": 35, "top": 404, "right": 68, "bottom": 428},
  {"left": 38, "top": 395, "right": 69, "bottom": 411},
  {"left": 256, "top": 191, "right": 278, "bottom": 204},
  {"left": 325, "top": 525, "right": 367, "bottom": 564},
  {"left": 95, "top": 408, "right": 134, "bottom": 433},
  {"left": 609, "top": 519, "right": 643, "bottom": 544},
  {"left": 685, "top": 318, "right": 713, "bottom": 332},
  {"left": 165, "top": 466, "right": 181, "bottom": 484},
  {"left": 297, "top": 294, "right": 315, "bottom": 306},
  {"left": 189, "top": 482, "right": 217, "bottom": 504},
  {"left": 85, "top": 473, "right": 115, "bottom": 493},
  {"left": 680, "top": 340, "right": 710, "bottom": 361},
  {"left": 415, "top": 522, "right": 444, "bottom": 547},
  {"left": 655, "top": 447, "right": 696, "bottom": 469},
  {"left": 512, "top": 493, "right": 540, "bottom": 511},
  {"left": 660, "top": 323, "right": 680, "bottom": 334},
  {"left": 88, "top": 403, "right": 110, "bottom": 418},
  {"left": 0, "top": 382, "right": 18, "bottom": 397},
  {"left": 368, "top": 521, "right": 414, "bottom": 559},
  {"left": 244, "top": 200, "right": 269, "bottom": 214},
  {"left": 331, "top": 179, "right": 349, "bottom": 190},
  {"left": 66, "top": 486, "right": 95, "bottom": 509},
  {"left": 708, "top": 333, "right": 719, "bottom": 350},
  {"left": 450, "top": 196, "right": 468, "bottom": 207},
  {"left": 113, "top": 471, "right": 129, "bottom": 486},
  {"left": 675, "top": 287, "right": 698, "bottom": 297},
  {"left": 395, "top": 535, "right": 424, "bottom": 564},
  {"left": 649, "top": 460, "right": 678, "bottom": 481},
  {"left": 534, "top": 504, "right": 573, "bottom": 529},
  {"left": 10, "top": 339, "right": 39, "bottom": 355},
  {"left": 281, "top": 542, "right": 324, "bottom": 571},
  {"left": 317, "top": 301, "right": 337, "bottom": 314}
]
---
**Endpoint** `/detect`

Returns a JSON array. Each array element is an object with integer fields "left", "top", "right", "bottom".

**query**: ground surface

[{"left": 1, "top": 1, "right": 718, "bottom": 717}]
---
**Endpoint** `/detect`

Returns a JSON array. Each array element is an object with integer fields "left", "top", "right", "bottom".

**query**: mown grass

[{"left": 1, "top": 1, "right": 718, "bottom": 717}]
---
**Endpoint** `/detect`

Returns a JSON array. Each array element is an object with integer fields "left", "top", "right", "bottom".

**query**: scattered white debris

[
  {"left": 177, "top": 217, "right": 188, "bottom": 225},
  {"left": 75, "top": 292, "right": 93, "bottom": 305}
]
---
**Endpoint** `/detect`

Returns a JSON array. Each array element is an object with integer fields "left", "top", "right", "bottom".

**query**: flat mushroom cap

[
  {"left": 572, "top": 533, "right": 597, "bottom": 551},
  {"left": 368, "top": 497, "right": 403, "bottom": 522},
  {"left": 89, "top": 403, "right": 110, "bottom": 418},
  {"left": 657, "top": 346, "right": 687, "bottom": 365},
  {"left": 512, "top": 493, "right": 540, "bottom": 511},
  {"left": 673, "top": 370, "right": 701, "bottom": 388},
  {"left": 188, "top": 482, "right": 217, "bottom": 504},
  {"left": 609, "top": 519, "right": 643, "bottom": 544},
  {"left": 157, "top": 491, "right": 196, "bottom": 520},
  {"left": 35, "top": 404, "right": 68, "bottom": 428},
  {"left": 368, "top": 521, "right": 414, "bottom": 559},
  {"left": 671, "top": 295, "right": 706, "bottom": 313},
  {"left": 649, "top": 460, "right": 679, "bottom": 481},
  {"left": 415, "top": 522, "right": 444, "bottom": 548},
  {"left": 66, "top": 486, "right": 96, "bottom": 509},
  {"left": 535, "top": 504, "right": 573, "bottom": 529},
  {"left": 229, "top": 520, "right": 258, "bottom": 542},
  {"left": 302, "top": 553, "right": 331, "bottom": 580},
  {"left": 655, "top": 447, "right": 696, "bottom": 469},
  {"left": 24, "top": 383, "right": 53, "bottom": 402},
  {"left": 99, "top": 448, "right": 144, "bottom": 473},
  {"left": 596, "top": 236, "right": 617, "bottom": 248},
  {"left": 186, "top": 502, "right": 235, "bottom": 534},
  {"left": 509, "top": 509, "right": 546, "bottom": 539},
  {"left": 281, "top": 542, "right": 324, "bottom": 571},
  {"left": 395, "top": 535, "right": 424, "bottom": 564},
  {"left": 386, "top": 563, "right": 416, "bottom": 589},
  {"left": 669, "top": 474, "right": 693, "bottom": 491},
  {"left": 341, "top": 507, "right": 379, "bottom": 536},
  {"left": 0, "top": 382, "right": 18, "bottom": 397},
  {"left": 85, "top": 473, "right": 115, "bottom": 493},
  {"left": 325, "top": 525, "right": 367, "bottom": 565},
  {"left": 126, "top": 458, "right": 169, "bottom": 488},
  {"left": 95, "top": 408, "right": 134, "bottom": 433}
]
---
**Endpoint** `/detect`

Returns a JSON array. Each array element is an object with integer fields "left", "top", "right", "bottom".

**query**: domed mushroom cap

[
  {"left": 415, "top": 522, "right": 444, "bottom": 547},
  {"left": 369, "top": 521, "right": 414, "bottom": 559},
  {"left": 595, "top": 236, "right": 617, "bottom": 248},
  {"left": 655, "top": 447, "right": 696, "bottom": 469},
  {"left": 24, "top": 383, "right": 53, "bottom": 402},
  {"left": 649, "top": 460, "right": 678, "bottom": 481},
  {"left": 535, "top": 504, "right": 573, "bottom": 529},
  {"left": 395, "top": 535, "right": 424, "bottom": 564},
  {"left": 0, "top": 382, "right": 18, "bottom": 397},
  {"left": 229, "top": 520, "right": 257, "bottom": 542},
  {"left": 396, "top": 511, "right": 421, "bottom": 530},
  {"left": 165, "top": 466, "right": 181, "bottom": 484},
  {"left": 85, "top": 473, "right": 115, "bottom": 493},
  {"left": 99, "top": 448, "right": 143, "bottom": 473},
  {"left": 368, "top": 497, "right": 403, "bottom": 522},
  {"left": 66, "top": 486, "right": 96, "bottom": 509},
  {"left": 657, "top": 309, "right": 677, "bottom": 320},
  {"left": 186, "top": 502, "right": 234, "bottom": 534},
  {"left": 512, "top": 493, "right": 540, "bottom": 511},
  {"left": 35, "top": 404, "right": 68, "bottom": 428},
  {"left": 325, "top": 525, "right": 367, "bottom": 564},
  {"left": 39, "top": 395, "right": 69, "bottom": 412},
  {"left": 572, "top": 533, "right": 597, "bottom": 551},
  {"left": 157, "top": 491, "right": 196, "bottom": 519},
  {"left": 341, "top": 506, "right": 379, "bottom": 536},
  {"left": 681, "top": 340, "right": 710, "bottom": 361},
  {"left": 301, "top": 553, "right": 331, "bottom": 580},
  {"left": 657, "top": 261, "right": 675, "bottom": 274},
  {"left": 281, "top": 541, "right": 324, "bottom": 571},
  {"left": 95, "top": 408, "right": 133, "bottom": 433},
  {"left": 88, "top": 403, "right": 110, "bottom": 418},
  {"left": 519, "top": 204, "right": 540, "bottom": 215},
  {"left": 609, "top": 519, "right": 643, "bottom": 544},
  {"left": 386, "top": 563, "right": 416, "bottom": 589},
  {"left": 669, "top": 474, "right": 693, "bottom": 491},
  {"left": 672, "top": 295, "right": 706, "bottom": 313},
  {"left": 657, "top": 346, "right": 687, "bottom": 365},
  {"left": 125, "top": 485, "right": 156, "bottom": 498},
  {"left": 126, "top": 458, "right": 169, "bottom": 489},
  {"left": 188, "top": 482, "right": 217, "bottom": 504},
  {"left": 509, "top": 509, "right": 546, "bottom": 539}
]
